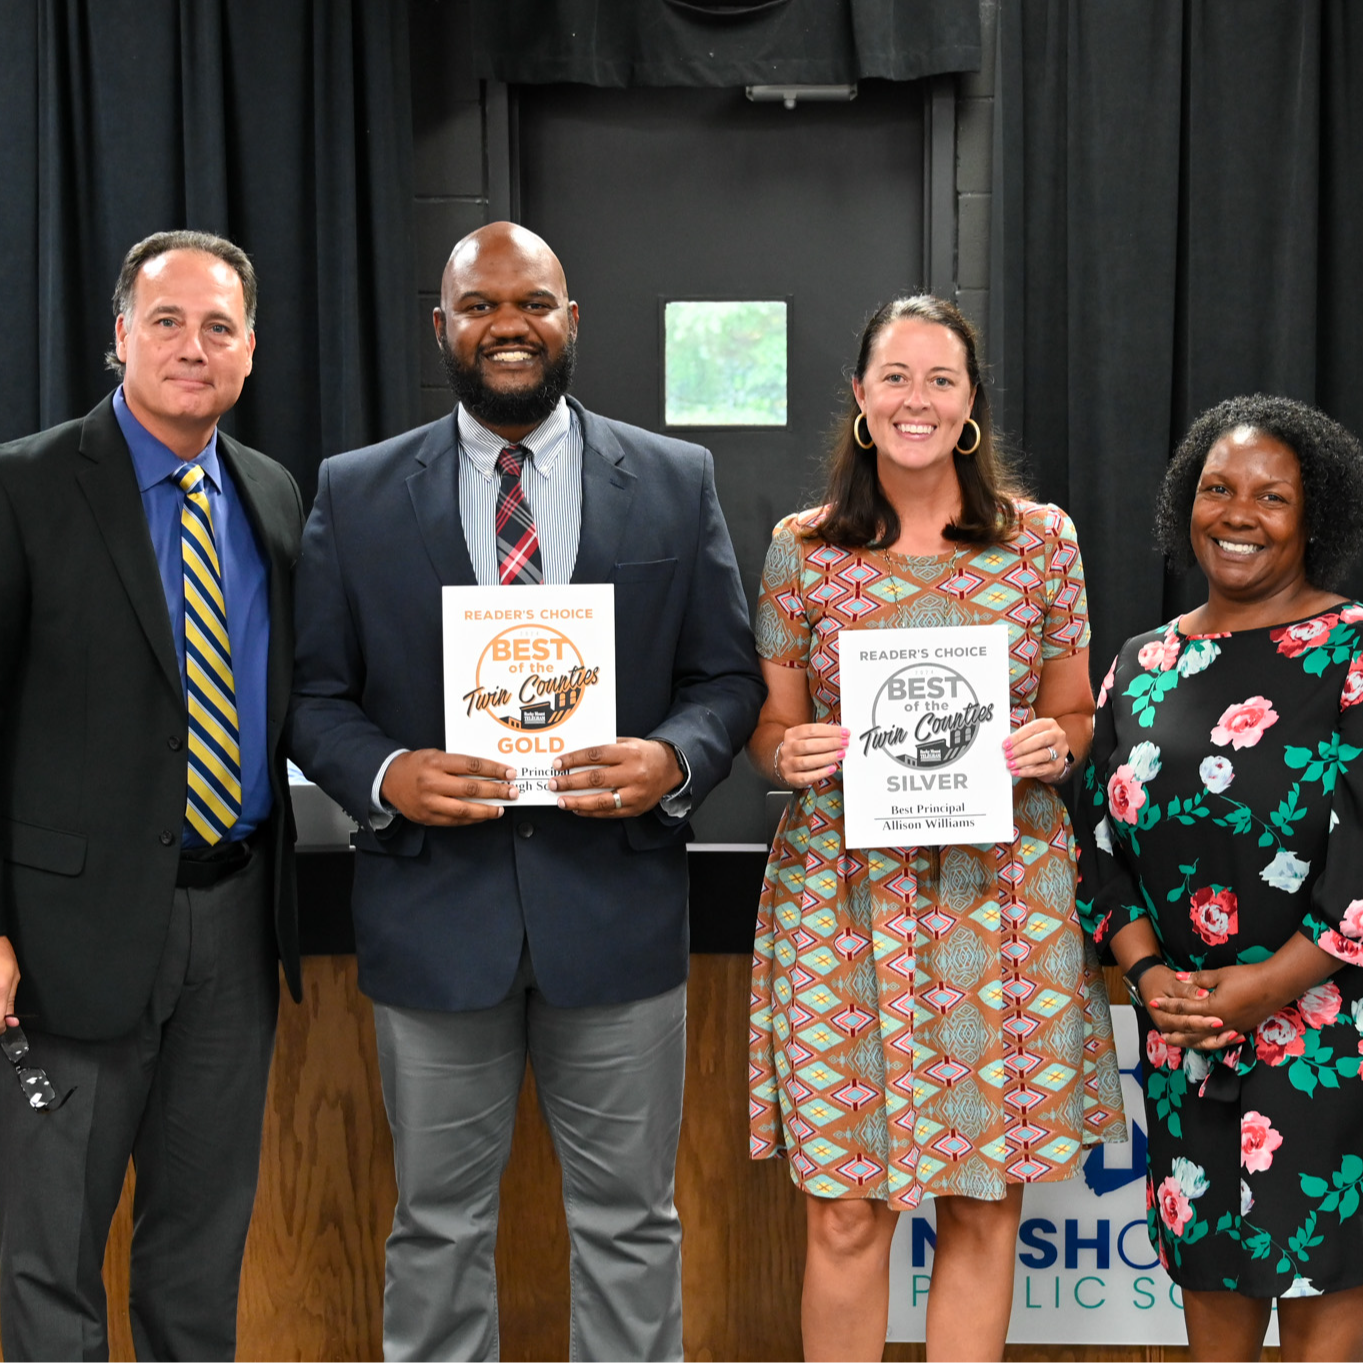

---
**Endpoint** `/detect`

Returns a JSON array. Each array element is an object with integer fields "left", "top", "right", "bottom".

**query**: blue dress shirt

[{"left": 114, "top": 387, "right": 272, "bottom": 846}]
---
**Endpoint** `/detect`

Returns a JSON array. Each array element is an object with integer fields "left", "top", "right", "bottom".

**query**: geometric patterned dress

[
  {"left": 1076, "top": 606, "right": 1363, "bottom": 1296},
  {"left": 749, "top": 502, "right": 1127, "bottom": 1208}
]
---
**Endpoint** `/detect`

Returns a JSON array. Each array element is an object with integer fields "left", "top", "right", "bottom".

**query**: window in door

[{"left": 662, "top": 298, "right": 788, "bottom": 428}]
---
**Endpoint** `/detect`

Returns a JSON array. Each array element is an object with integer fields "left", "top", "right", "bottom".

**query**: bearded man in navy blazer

[{"left": 290, "top": 222, "right": 763, "bottom": 1361}]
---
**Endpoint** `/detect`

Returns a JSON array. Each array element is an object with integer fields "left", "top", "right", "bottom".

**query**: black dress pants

[{"left": 0, "top": 850, "right": 278, "bottom": 1361}]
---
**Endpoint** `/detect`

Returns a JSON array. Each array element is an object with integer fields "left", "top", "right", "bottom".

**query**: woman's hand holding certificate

[
  {"left": 1002, "top": 715, "right": 1070, "bottom": 783},
  {"left": 771, "top": 723, "right": 849, "bottom": 788}
]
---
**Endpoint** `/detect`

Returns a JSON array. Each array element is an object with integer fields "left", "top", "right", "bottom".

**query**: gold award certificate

[
  {"left": 442, "top": 584, "right": 616, "bottom": 804},
  {"left": 840, "top": 622, "right": 1013, "bottom": 849}
]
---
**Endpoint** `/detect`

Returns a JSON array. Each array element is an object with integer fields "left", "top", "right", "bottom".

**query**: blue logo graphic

[{"left": 1082, "top": 1120, "right": 1147, "bottom": 1196}]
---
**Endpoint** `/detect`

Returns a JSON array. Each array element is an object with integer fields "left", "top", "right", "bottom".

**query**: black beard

[{"left": 440, "top": 332, "right": 577, "bottom": 429}]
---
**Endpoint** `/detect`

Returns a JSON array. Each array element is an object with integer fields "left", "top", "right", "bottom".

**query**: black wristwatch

[
  {"left": 656, "top": 740, "right": 690, "bottom": 798},
  {"left": 1123, "top": 954, "right": 1165, "bottom": 1008}
]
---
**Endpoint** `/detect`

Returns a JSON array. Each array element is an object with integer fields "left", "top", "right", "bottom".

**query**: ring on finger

[
  {"left": 613, "top": 790, "right": 623, "bottom": 811},
  {"left": 1047, "top": 746, "right": 1058, "bottom": 763}
]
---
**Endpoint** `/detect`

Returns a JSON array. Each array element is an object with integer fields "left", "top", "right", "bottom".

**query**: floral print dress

[
  {"left": 1076, "top": 605, "right": 1363, "bottom": 1298},
  {"left": 750, "top": 503, "right": 1126, "bottom": 1210}
]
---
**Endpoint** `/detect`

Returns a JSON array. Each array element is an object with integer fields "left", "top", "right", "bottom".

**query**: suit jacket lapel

[
  {"left": 570, "top": 400, "right": 636, "bottom": 584},
  {"left": 219, "top": 435, "right": 290, "bottom": 555},
  {"left": 408, "top": 413, "right": 478, "bottom": 586},
  {"left": 74, "top": 398, "right": 182, "bottom": 700}
]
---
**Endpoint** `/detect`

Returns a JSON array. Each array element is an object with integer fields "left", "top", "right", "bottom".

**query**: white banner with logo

[
  {"left": 840, "top": 623, "right": 1013, "bottom": 848},
  {"left": 442, "top": 584, "right": 616, "bottom": 803},
  {"left": 886, "top": 1007, "right": 1280, "bottom": 1345}
]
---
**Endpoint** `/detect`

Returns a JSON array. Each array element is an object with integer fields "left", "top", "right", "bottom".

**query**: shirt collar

[
  {"left": 114, "top": 385, "right": 223, "bottom": 494},
  {"left": 456, "top": 398, "right": 573, "bottom": 481}
]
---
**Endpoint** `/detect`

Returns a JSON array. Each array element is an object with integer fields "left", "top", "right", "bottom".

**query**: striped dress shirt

[{"left": 457, "top": 399, "right": 583, "bottom": 585}]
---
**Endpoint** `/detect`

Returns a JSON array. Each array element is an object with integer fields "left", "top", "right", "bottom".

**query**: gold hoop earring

[
  {"left": 853, "top": 412, "right": 874, "bottom": 450},
  {"left": 955, "top": 417, "right": 981, "bottom": 456}
]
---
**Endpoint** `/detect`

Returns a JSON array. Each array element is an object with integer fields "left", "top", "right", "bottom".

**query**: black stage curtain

[
  {"left": 472, "top": 0, "right": 981, "bottom": 86},
  {"left": 990, "top": 0, "right": 1363, "bottom": 674},
  {"left": 0, "top": 0, "right": 417, "bottom": 505}
]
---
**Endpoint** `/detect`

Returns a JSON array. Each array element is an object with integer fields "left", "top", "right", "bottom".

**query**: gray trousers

[
  {"left": 0, "top": 851, "right": 278, "bottom": 1361},
  {"left": 373, "top": 948, "right": 686, "bottom": 1363}
]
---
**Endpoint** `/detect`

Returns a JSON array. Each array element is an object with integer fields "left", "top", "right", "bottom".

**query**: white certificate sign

[
  {"left": 840, "top": 623, "right": 1012, "bottom": 848},
  {"left": 442, "top": 585, "right": 616, "bottom": 804}
]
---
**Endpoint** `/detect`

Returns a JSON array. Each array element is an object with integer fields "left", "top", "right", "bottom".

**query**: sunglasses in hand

[{"left": 1, "top": 1022, "right": 75, "bottom": 1112}]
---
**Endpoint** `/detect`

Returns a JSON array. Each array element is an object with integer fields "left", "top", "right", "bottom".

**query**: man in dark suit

[
  {"left": 290, "top": 222, "right": 763, "bottom": 1361},
  {"left": 0, "top": 230, "right": 303, "bottom": 1360}
]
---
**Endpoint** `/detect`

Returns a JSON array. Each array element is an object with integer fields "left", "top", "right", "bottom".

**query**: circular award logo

[
  {"left": 870, "top": 661, "right": 992, "bottom": 769},
  {"left": 470, "top": 624, "right": 600, "bottom": 733}
]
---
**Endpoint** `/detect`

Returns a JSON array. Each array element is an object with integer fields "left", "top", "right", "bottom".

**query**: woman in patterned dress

[
  {"left": 1076, "top": 395, "right": 1363, "bottom": 1361},
  {"left": 747, "top": 296, "right": 1125, "bottom": 1361}
]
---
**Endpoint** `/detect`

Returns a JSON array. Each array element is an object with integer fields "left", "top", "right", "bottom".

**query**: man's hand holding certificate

[
  {"left": 547, "top": 738, "right": 685, "bottom": 817},
  {"left": 380, "top": 749, "right": 521, "bottom": 824}
]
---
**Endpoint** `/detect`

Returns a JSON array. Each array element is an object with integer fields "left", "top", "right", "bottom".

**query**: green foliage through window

[{"left": 664, "top": 300, "right": 787, "bottom": 427}]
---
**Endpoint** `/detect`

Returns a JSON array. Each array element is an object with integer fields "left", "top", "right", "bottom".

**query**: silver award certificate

[
  {"left": 840, "top": 622, "right": 1013, "bottom": 848},
  {"left": 442, "top": 584, "right": 616, "bottom": 804}
]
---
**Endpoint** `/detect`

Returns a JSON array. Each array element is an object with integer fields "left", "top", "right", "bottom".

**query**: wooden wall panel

[
  {"left": 678, "top": 955, "right": 806, "bottom": 1361},
  {"left": 64, "top": 955, "right": 1268, "bottom": 1361}
]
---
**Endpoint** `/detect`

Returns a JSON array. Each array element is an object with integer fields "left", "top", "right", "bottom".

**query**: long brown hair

[{"left": 813, "top": 295, "right": 1024, "bottom": 548}]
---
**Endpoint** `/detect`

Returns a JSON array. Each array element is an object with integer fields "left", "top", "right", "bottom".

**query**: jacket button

[
  {"left": 159, "top": 830, "right": 175, "bottom": 846},
  {"left": 168, "top": 736, "right": 183, "bottom": 751},
  {"left": 517, "top": 822, "right": 534, "bottom": 839}
]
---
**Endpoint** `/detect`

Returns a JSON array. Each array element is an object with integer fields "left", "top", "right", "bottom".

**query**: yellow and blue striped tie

[{"left": 176, "top": 464, "right": 241, "bottom": 845}]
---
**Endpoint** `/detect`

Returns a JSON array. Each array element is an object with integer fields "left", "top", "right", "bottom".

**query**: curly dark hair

[
  {"left": 814, "top": 295, "right": 1026, "bottom": 549},
  {"left": 1155, "top": 394, "right": 1363, "bottom": 591}
]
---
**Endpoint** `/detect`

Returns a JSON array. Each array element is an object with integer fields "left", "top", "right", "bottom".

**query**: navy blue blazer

[{"left": 288, "top": 398, "right": 764, "bottom": 1011}]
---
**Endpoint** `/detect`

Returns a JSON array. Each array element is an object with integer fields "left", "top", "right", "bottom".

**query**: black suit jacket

[
  {"left": 289, "top": 398, "right": 764, "bottom": 1012},
  {"left": 0, "top": 395, "right": 304, "bottom": 1040}
]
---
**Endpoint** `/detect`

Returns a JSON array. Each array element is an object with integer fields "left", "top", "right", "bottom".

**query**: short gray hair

[{"left": 106, "top": 230, "right": 257, "bottom": 376}]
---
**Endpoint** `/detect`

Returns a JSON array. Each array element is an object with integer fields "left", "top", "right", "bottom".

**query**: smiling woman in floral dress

[{"left": 1076, "top": 394, "right": 1363, "bottom": 1361}]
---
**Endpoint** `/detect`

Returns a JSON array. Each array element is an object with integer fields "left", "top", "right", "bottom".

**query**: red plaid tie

[{"left": 495, "top": 445, "right": 543, "bottom": 585}]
